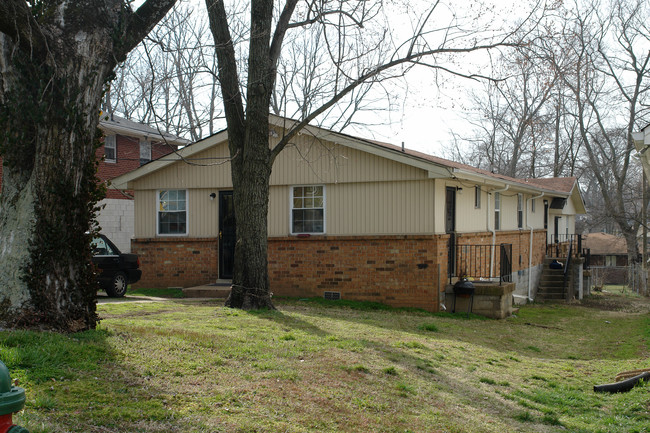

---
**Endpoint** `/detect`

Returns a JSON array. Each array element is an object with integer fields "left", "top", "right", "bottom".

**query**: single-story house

[
  {"left": 583, "top": 232, "right": 639, "bottom": 285},
  {"left": 111, "top": 116, "right": 586, "bottom": 311}
]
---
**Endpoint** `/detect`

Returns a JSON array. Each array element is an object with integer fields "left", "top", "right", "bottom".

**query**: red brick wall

[
  {"left": 97, "top": 135, "right": 175, "bottom": 200},
  {"left": 452, "top": 230, "right": 546, "bottom": 277},
  {"left": 131, "top": 237, "right": 218, "bottom": 288},
  {"left": 268, "top": 235, "right": 447, "bottom": 311},
  {"left": 129, "top": 230, "right": 547, "bottom": 311}
]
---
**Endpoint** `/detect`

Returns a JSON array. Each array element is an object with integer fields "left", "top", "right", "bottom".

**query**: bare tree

[
  {"left": 0, "top": 0, "right": 177, "bottom": 331},
  {"left": 448, "top": 20, "right": 585, "bottom": 179},
  {"left": 202, "top": 0, "right": 540, "bottom": 309},
  {"left": 554, "top": 0, "right": 650, "bottom": 269},
  {"left": 106, "top": 1, "right": 222, "bottom": 140}
]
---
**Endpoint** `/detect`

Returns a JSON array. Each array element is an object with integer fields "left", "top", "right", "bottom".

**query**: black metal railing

[
  {"left": 562, "top": 241, "right": 573, "bottom": 297},
  {"left": 449, "top": 243, "right": 512, "bottom": 285},
  {"left": 582, "top": 248, "right": 591, "bottom": 269},
  {"left": 546, "top": 234, "right": 582, "bottom": 258}
]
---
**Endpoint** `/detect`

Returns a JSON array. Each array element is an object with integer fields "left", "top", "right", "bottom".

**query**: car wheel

[{"left": 106, "top": 272, "right": 128, "bottom": 297}]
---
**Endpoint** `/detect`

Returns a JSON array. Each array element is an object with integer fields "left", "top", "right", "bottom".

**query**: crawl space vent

[{"left": 323, "top": 291, "right": 341, "bottom": 301}]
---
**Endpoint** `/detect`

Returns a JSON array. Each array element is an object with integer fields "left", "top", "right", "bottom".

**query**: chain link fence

[{"left": 590, "top": 264, "right": 648, "bottom": 295}]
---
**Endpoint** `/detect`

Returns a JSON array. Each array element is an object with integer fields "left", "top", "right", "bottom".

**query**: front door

[
  {"left": 219, "top": 191, "right": 236, "bottom": 280},
  {"left": 445, "top": 187, "right": 457, "bottom": 276}
]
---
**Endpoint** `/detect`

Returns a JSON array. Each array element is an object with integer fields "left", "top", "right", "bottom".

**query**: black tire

[
  {"left": 106, "top": 272, "right": 128, "bottom": 297},
  {"left": 594, "top": 372, "right": 650, "bottom": 393}
]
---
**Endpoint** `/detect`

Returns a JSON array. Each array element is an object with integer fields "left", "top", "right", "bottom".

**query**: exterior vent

[{"left": 324, "top": 291, "right": 341, "bottom": 301}]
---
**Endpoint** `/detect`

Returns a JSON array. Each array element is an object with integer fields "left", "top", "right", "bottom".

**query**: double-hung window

[
  {"left": 474, "top": 185, "right": 481, "bottom": 209},
  {"left": 291, "top": 185, "right": 325, "bottom": 234},
  {"left": 158, "top": 190, "right": 187, "bottom": 235},
  {"left": 494, "top": 192, "right": 501, "bottom": 230},
  {"left": 104, "top": 134, "right": 116, "bottom": 163},
  {"left": 517, "top": 193, "right": 523, "bottom": 228}
]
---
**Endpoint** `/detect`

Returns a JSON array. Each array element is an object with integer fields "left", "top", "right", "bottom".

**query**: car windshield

[{"left": 92, "top": 237, "right": 116, "bottom": 256}]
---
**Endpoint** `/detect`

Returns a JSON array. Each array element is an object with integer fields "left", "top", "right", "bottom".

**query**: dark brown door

[
  {"left": 446, "top": 187, "right": 457, "bottom": 276},
  {"left": 219, "top": 191, "right": 236, "bottom": 279}
]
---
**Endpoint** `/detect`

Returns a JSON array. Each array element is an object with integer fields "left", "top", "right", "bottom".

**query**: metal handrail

[
  {"left": 449, "top": 243, "right": 512, "bottom": 285},
  {"left": 562, "top": 241, "right": 573, "bottom": 296}
]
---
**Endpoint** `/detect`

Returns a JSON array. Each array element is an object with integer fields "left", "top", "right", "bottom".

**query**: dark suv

[{"left": 91, "top": 234, "right": 142, "bottom": 297}]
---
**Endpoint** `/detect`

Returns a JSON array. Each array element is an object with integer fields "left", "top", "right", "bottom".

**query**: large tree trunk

[
  {"left": 0, "top": 0, "right": 177, "bottom": 331},
  {"left": 0, "top": 36, "right": 111, "bottom": 331},
  {"left": 226, "top": 143, "right": 274, "bottom": 309}
]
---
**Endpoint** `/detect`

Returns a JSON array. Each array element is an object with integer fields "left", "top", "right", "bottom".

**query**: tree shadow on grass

[{"left": 0, "top": 328, "right": 191, "bottom": 433}]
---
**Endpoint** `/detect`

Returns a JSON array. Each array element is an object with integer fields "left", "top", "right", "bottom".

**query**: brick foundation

[
  {"left": 268, "top": 235, "right": 448, "bottom": 312},
  {"left": 130, "top": 229, "right": 547, "bottom": 313},
  {"left": 131, "top": 238, "right": 218, "bottom": 288}
]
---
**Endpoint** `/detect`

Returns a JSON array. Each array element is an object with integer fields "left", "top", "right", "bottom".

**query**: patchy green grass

[
  {"left": 2, "top": 291, "right": 650, "bottom": 432},
  {"left": 127, "top": 287, "right": 185, "bottom": 298}
]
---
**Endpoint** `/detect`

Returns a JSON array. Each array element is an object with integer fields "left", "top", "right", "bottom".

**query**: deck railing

[{"left": 448, "top": 242, "right": 512, "bottom": 285}]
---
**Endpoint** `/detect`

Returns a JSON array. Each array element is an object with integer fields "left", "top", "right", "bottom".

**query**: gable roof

[
  {"left": 582, "top": 232, "right": 636, "bottom": 255},
  {"left": 110, "top": 115, "right": 585, "bottom": 212},
  {"left": 99, "top": 112, "right": 190, "bottom": 146}
]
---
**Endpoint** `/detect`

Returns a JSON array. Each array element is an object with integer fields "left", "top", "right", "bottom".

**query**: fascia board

[{"left": 450, "top": 168, "right": 564, "bottom": 196}]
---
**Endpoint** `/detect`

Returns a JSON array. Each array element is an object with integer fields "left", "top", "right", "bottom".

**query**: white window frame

[
  {"left": 494, "top": 192, "right": 501, "bottom": 230},
  {"left": 140, "top": 139, "right": 152, "bottom": 165},
  {"left": 157, "top": 189, "right": 188, "bottom": 236},
  {"left": 531, "top": 198, "right": 536, "bottom": 213},
  {"left": 474, "top": 185, "right": 481, "bottom": 209},
  {"left": 290, "top": 185, "right": 326, "bottom": 235},
  {"left": 517, "top": 193, "right": 524, "bottom": 229},
  {"left": 104, "top": 134, "right": 116, "bottom": 163}
]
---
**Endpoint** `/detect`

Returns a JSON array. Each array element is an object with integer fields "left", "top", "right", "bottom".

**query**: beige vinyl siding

[
  {"left": 134, "top": 188, "right": 221, "bottom": 238},
  {"left": 527, "top": 197, "right": 545, "bottom": 228},
  {"left": 131, "top": 137, "right": 428, "bottom": 192},
  {"left": 498, "top": 192, "right": 520, "bottom": 231},
  {"left": 134, "top": 190, "right": 157, "bottom": 238},
  {"left": 131, "top": 145, "right": 233, "bottom": 191},
  {"left": 325, "top": 180, "right": 435, "bottom": 235},
  {"left": 268, "top": 186, "right": 290, "bottom": 236},
  {"left": 454, "top": 184, "right": 489, "bottom": 233},
  {"left": 270, "top": 139, "right": 428, "bottom": 185},
  {"left": 267, "top": 180, "right": 435, "bottom": 236}
]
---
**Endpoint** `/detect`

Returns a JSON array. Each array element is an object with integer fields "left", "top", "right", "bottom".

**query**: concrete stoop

[{"left": 183, "top": 281, "right": 232, "bottom": 298}]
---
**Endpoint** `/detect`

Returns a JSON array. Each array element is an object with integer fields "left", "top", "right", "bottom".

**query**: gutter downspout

[
  {"left": 490, "top": 185, "right": 509, "bottom": 278},
  {"left": 526, "top": 192, "right": 545, "bottom": 301}
]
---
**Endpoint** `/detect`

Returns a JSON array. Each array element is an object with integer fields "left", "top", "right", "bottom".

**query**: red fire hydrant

[{"left": 0, "top": 361, "right": 27, "bottom": 433}]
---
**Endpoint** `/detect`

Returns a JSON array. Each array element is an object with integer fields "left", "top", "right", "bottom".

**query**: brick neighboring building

[
  {"left": 96, "top": 114, "right": 188, "bottom": 252},
  {"left": 0, "top": 113, "right": 188, "bottom": 253},
  {"left": 111, "top": 115, "right": 586, "bottom": 311}
]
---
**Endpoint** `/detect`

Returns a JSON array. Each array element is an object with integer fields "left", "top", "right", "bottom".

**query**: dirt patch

[{"left": 580, "top": 292, "right": 650, "bottom": 314}]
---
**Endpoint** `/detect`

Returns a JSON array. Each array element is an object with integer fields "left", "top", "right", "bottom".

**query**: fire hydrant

[{"left": 0, "top": 361, "right": 28, "bottom": 433}]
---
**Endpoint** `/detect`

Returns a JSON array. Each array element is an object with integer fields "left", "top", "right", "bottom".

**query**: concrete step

[{"left": 183, "top": 284, "right": 231, "bottom": 298}]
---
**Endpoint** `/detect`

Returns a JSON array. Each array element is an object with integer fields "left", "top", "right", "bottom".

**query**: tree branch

[
  {"left": 269, "top": 0, "right": 299, "bottom": 67},
  {"left": 271, "top": 40, "right": 519, "bottom": 160},
  {"left": 116, "top": 0, "right": 179, "bottom": 62}
]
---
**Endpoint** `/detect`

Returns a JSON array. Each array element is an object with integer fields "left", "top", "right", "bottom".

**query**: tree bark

[{"left": 0, "top": 0, "right": 176, "bottom": 331}]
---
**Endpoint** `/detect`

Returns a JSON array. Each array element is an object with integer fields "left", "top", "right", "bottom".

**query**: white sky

[{"left": 324, "top": 0, "right": 529, "bottom": 157}]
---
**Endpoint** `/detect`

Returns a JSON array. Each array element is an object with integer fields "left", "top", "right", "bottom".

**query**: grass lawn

[{"left": 2, "top": 289, "right": 649, "bottom": 432}]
